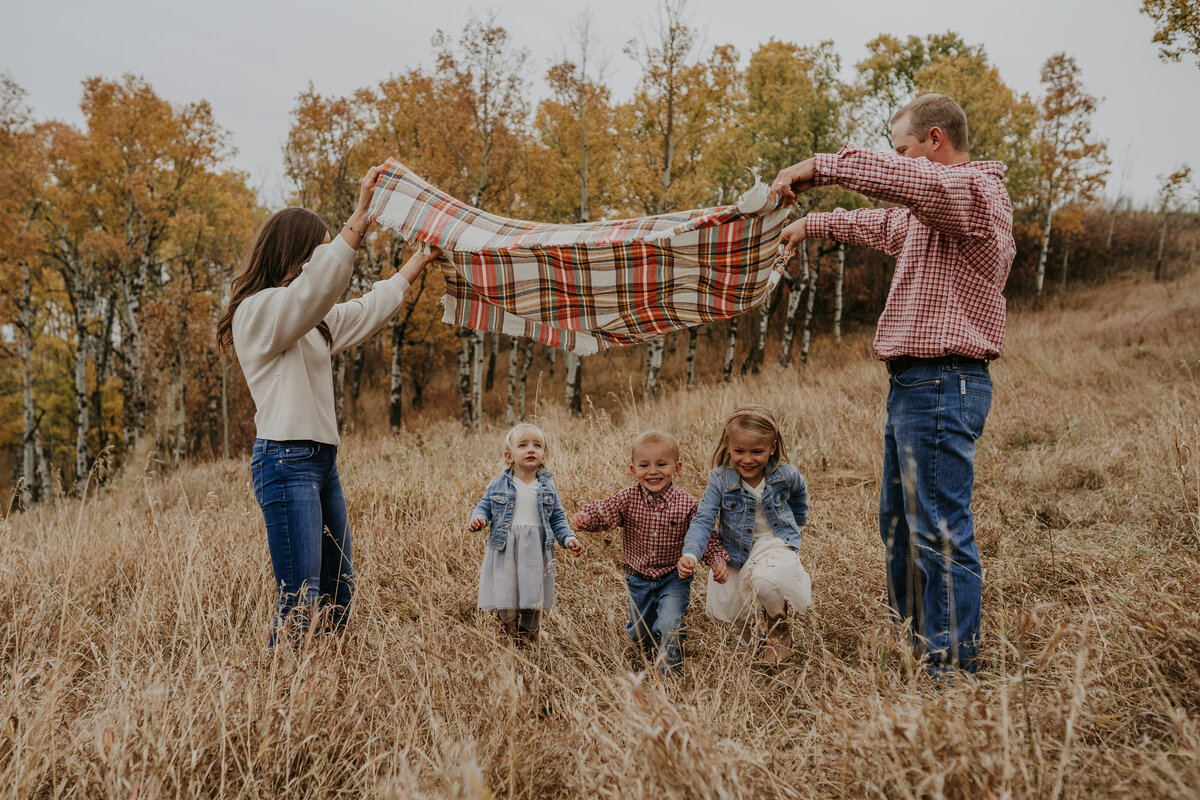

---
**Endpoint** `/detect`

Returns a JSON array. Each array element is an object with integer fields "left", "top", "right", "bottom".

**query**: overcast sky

[{"left": 3, "top": 0, "right": 1197, "bottom": 207}]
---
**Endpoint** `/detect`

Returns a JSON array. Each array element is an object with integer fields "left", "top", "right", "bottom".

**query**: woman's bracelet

[{"left": 343, "top": 220, "right": 366, "bottom": 236}]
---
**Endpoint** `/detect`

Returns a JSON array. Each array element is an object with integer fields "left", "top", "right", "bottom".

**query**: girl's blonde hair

[
  {"left": 710, "top": 405, "right": 789, "bottom": 472},
  {"left": 503, "top": 422, "right": 549, "bottom": 472}
]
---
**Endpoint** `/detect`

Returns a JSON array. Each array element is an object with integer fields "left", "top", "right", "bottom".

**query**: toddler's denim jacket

[
  {"left": 470, "top": 469, "right": 577, "bottom": 551},
  {"left": 681, "top": 463, "right": 808, "bottom": 568}
]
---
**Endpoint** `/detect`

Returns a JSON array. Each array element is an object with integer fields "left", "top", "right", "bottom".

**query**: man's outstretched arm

[{"left": 773, "top": 146, "right": 1005, "bottom": 242}]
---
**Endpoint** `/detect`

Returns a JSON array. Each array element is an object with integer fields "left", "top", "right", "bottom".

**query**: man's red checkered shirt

[
  {"left": 575, "top": 483, "right": 728, "bottom": 579},
  {"left": 806, "top": 145, "right": 1016, "bottom": 361}
]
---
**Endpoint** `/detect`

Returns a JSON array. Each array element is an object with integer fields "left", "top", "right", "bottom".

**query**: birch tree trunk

[
  {"left": 800, "top": 257, "right": 820, "bottom": 365},
  {"left": 73, "top": 320, "right": 91, "bottom": 494},
  {"left": 518, "top": 340, "right": 534, "bottom": 419},
  {"left": 17, "top": 258, "right": 40, "bottom": 504},
  {"left": 1035, "top": 204, "right": 1054, "bottom": 298},
  {"left": 833, "top": 243, "right": 845, "bottom": 344},
  {"left": 722, "top": 318, "right": 739, "bottom": 382},
  {"left": 564, "top": 351, "right": 583, "bottom": 415},
  {"left": 118, "top": 276, "right": 146, "bottom": 457},
  {"left": 457, "top": 329, "right": 474, "bottom": 429},
  {"left": 169, "top": 369, "right": 186, "bottom": 467},
  {"left": 778, "top": 245, "right": 809, "bottom": 367},
  {"left": 506, "top": 337, "right": 519, "bottom": 426},
  {"left": 645, "top": 338, "right": 665, "bottom": 399},
  {"left": 92, "top": 292, "right": 116, "bottom": 452},
  {"left": 390, "top": 322, "right": 405, "bottom": 431},
  {"left": 471, "top": 331, "right": 485, "bottom": 429}
]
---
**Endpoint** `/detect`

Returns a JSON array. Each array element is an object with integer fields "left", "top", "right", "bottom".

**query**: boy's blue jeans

[
  {"left": 625, "top": 570, "right": 693, "bottom": 673},
  {"left": 879, "top": 360, "right": 991, "bottom": 675},
  {"left": 251, "top": 439, "right": 353, "bottom": 645}
]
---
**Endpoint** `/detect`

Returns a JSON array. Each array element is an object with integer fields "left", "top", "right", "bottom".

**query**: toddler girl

[
  {"left": 677, "top": 405, "right": 812, "bottom": 664},
  {"left": 469, "top": 423, "right": 583, "bottom": 643}
]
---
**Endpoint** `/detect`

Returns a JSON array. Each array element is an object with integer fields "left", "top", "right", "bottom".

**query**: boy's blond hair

[
  {"left": 503, "top": 422, "right": 549, "bottom": 473},
  {"left": 630, "top": 429, "right": 681, "bottom": 462},
  {"left": 710, "top": 405, "right": 790, "bottom": 472}
]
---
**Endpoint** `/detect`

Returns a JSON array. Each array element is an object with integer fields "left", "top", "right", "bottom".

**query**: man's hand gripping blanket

[{"left": 367, "top": 159, "right": 792, "bottom": 355}]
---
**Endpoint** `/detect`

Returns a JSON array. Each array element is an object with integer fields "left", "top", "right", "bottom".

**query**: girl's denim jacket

[
  {"left": 680, "top": 463, "right": 808, "bottom": 569},
  {"left": 470, "top": 469, "right": 577, "bottom": 552}
]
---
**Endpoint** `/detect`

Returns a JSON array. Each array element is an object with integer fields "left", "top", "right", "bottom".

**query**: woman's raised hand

[
  {"left": 354, "top": 163, "right": 388, "bottom": 220},
  {"left": 398, "top": 244, "right": 444, "bottom": 284},
  {"left": 338, "top": 164, "right": 389, "bottom": 250}
]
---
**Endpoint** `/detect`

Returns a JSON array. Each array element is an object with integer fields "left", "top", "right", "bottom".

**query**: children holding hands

[
  {"left": 471, "top": 423, "right": 583, "bottom": 643},
  {"left": 678, "top": 406, "right": 812, "bottom": 665},
  {"left": 572, "top": 431, "right": 728, "bottom": 675},
  {"left": 469, "top": 413, "right": 812, "bottom": 670}
]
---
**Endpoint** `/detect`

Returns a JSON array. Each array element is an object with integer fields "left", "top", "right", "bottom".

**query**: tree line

[{"left": 2, "top": 2, "right": 1198, "bottom": 506}]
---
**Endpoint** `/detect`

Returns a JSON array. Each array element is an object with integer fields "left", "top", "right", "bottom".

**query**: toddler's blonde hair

[
  {"left": 630, "top": 429, "right": 680, "bottom": 462},
  {"left": 710, "top": 405, "right": 789, "bottom": 472},
  {"left": 503, "top": 422, "right": 549, "bottom": 473}
]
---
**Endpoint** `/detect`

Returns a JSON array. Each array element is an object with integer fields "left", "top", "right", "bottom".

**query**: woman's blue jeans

[
  {"left": 626, "top": 571, "right": 693, "bottom": 674},
  {"left": 251, "top": 439, "right": 352, "bottom": 645},
  {"left": 879, "top": 360, "right": 991, "bottom": 675}
]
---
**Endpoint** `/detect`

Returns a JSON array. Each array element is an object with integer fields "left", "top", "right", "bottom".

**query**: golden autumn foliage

[{"left": 6, "top": 19, "right": 1196, "bottom": 501}]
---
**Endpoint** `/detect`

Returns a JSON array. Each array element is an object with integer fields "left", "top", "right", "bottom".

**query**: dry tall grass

[{"left": 2, "top": 269, "right": 1199, "bottom": 799}]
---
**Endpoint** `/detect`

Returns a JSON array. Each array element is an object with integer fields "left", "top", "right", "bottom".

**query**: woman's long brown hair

[{"left": 217, "top": 207, "right": 333, "bottom": 352}]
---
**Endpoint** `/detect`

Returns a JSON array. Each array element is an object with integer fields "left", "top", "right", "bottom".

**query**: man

[{"left": 773, "top": 93, "right": 1015, "bottom": 675}]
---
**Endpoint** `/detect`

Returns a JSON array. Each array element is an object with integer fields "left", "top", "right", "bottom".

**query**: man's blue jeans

[
  {"left": 625, "top": 571, "right": 693, "bottom": 673},
  {"left": 879, "top": 360, "right": 991, "bottom": 674},
  {"left": 251, "top": 439, "right": 352, "bottom": 645}
]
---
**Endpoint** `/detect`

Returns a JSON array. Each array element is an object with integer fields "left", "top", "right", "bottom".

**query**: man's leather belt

[{"left": 885, "top": 355, "right": 989, "bottom": 376}]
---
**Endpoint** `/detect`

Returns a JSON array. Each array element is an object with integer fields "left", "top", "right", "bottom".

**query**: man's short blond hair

[
  {"left": 892, "top": 93, "right": 969, "bottom": 153},
  {"left": 631, "top": 429, "right": 680, "bottom": 462}
]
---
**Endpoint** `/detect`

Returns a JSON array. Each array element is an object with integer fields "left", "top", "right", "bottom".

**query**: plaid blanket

[{"left": 367, "top": 159, "right": 791, "bottom": 354}]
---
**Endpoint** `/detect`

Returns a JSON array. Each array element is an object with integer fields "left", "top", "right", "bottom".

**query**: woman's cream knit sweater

[{"left": 232, "top": 237, "right": 410, "bottom": 445}]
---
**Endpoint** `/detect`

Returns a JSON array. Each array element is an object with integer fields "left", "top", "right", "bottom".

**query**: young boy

[{"left": 572, "top": 430, "right": 729, "bottom": 675}]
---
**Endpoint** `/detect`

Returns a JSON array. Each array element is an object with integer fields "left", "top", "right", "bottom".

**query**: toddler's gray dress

[{"left": 478, "top": 477, "right": 556, "bottom": 611}]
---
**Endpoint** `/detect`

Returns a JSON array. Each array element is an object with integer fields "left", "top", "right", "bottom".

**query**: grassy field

[{"left": 2, "top": 269, "right": 1198, "bottom": 799}]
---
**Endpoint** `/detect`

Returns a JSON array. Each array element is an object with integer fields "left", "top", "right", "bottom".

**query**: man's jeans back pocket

[{"left": 958, "top": 373, "right": 992, "bottom": 440}]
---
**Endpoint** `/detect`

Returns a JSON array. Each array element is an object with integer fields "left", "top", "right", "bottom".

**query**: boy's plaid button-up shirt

[
  {"left": 805, "top": 145, "right": 1015, "bottom": 361},
  {"left": 575, "top": 484, "right": 728, "bottom": 579}
]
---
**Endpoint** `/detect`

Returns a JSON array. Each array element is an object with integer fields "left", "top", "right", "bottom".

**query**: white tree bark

[
  {"left": 800, "top": 256, "right": 820, "bottom": 365},
  {"left": 778, "top": 245, "right": 809, "bottom": 367},
  {"left": 1035, "top": 204, "right": 1054, "bottom": 297},
  {"left": 471, "top": 331, "right": 485, "bottom": 429},
  {"left": 645, "top": 338, "right": 665, "bottom": 398},
  {"left": 506, "top": 337, "right": 519, "bottom": 426},
  {"left": 17, "top": 258, "right": 40, "bottom": 504},
  {"left": 456, "top": 329, "right": 474, "bottom": 429},
  {"left": 564, "top": 351, "right": 583, "bottom": 414},
  {"left": 722, "top": 318, "right": 739, "bottom": 382},
  {"left": 833, "top": 243, "right": 845, "bottom": 344},
  {"left": 518, "top": 340, "right": 534, "bottom": 419}
]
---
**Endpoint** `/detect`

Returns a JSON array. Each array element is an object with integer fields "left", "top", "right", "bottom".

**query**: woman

[{"left": 217, "top": 164, "right": 439, "bottom": 643}]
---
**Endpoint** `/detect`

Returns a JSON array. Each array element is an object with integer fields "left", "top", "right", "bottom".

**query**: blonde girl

[
  {"left": 677, "top": 405, "right": 811, "bottom": 664},
  {"left": 469, "top": 423, "right": 583, "bottom": 642}
]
